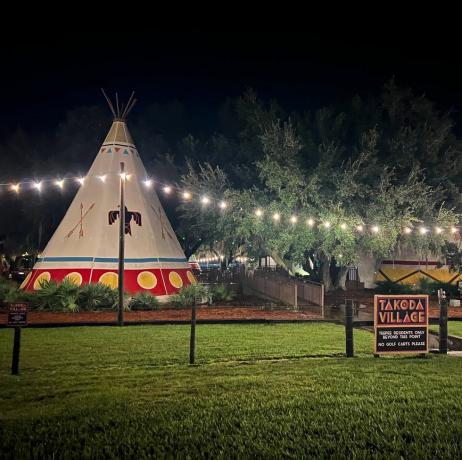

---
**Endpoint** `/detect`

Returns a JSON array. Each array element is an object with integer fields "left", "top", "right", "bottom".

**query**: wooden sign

[
  {"left": 7, "top": 302, "right": 28, "bottom": 327},
  {"left": 374, "top": 295, "right": 429, "bottom": 354}
]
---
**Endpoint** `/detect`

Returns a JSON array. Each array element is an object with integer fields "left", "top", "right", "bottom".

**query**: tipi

[{"left": 21, "top": 93, "right": 195, "bottom": 299}]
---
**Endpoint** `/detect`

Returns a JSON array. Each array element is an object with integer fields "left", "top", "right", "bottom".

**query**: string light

[{"left": 2, "top": 173, "right": 461, "bottom": 237}]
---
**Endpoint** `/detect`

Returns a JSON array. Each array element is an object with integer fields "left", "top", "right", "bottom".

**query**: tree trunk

[
  {"left": 357, "top": 251, "right": 381, "bottom": 289},
  {"left": 319, "top": 253, "right": 333, "bottom": 291},
  {"left": 335, "top": 266, "right": 348, "bottom": 291}
]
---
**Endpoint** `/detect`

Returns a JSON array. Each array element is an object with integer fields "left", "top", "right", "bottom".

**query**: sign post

[
  {"left": 7, "top": 302, "right": 28, "bottom": 375},
  {"left": 374, "top": 295, "right": 429, "bottom": 355},
  {"left": 438, "top": 289, "right": 448, "bottom": 355}
]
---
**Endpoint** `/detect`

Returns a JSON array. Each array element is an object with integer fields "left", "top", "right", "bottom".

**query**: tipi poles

[{"left": 118, "top": 162, "right": 126, "bottom": 326}]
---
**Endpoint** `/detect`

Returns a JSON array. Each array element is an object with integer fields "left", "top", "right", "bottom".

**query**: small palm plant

[
  {"left": 129, "top": 292, "right": 160, "bottom": 310},
  {"left": 170, "top": 284, "right": 208, "bottom": 308}
]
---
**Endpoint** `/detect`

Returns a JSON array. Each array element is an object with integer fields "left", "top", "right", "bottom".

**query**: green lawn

[
  {"left": 431, "top": 320, "right": 462, "bottom": 337},
  {"left": 0, "top": 324, "right": 461, "bottom": 458}
]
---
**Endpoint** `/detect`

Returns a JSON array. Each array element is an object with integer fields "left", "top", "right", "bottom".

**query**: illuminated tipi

[{"left": 22, "top": 93, "right": 195, "bottom": 299}]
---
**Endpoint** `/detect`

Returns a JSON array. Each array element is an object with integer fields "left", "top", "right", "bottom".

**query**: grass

[
  {"left": 431, "top": 321, "right": 462, "bottom": 337},
  {"left": 0, "top": 323, "right": 461, "bottom": 458}
]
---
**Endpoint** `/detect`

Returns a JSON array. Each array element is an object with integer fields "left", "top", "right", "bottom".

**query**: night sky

[{"left": 1, "top": 23, "right": 462, "bottom": 138}]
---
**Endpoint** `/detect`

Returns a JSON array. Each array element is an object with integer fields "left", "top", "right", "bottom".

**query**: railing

[
  {"left": 296, "top": 280, "right": 325, "bottom": 308},
  {"left": 242, "top": 270, "right": 298, "bottom": 307},
  {"left": 197, "top": 268, "right": 324, "bottom": 311}
]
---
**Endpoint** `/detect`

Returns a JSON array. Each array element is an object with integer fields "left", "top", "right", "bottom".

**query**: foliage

[
  {"left": 375, "top": 278, "right": 460, "bottom": 297},
  {"left": 0, "top": 325, "right": 461, "bottom": 458},
  {"left": 170, "top": 284, "right": 208, "bottom": 308},
  {"left": 128, "top": 292, "right": 160, "bottom": 311},
  {"left": 374, "top": 280, "right": 417, "bottom": 295},
  {"left": 210, "top": 285, "right": 235, "bottom": 303},
  {"left": 442, "top": 241, "right": 462, "bottom": 272},
  {"left": 179, "top": 84, "right": 461, "bottom": 290},
  {"left": 29, "top": 279, "right": 80, "bottom": 311},
  {"left": 0, "top": 278, "right": 21, "bottom": 304},
  {"left": 416, "top": 278, "right": 460, "bottom": 298},
  {"left": 76, "top": 283, "right": 118, "bottom": 311}
]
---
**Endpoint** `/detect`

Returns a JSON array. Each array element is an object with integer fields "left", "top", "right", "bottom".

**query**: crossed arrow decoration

[{"left": 66, "top": 202, "right": 95, "bottom": 239}]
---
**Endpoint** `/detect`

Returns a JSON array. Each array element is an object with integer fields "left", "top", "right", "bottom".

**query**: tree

[{"left": 178, "top": 85, "right": 460, "bottom": 290}]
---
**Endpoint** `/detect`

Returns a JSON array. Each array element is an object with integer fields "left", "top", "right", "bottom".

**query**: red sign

[
  {"left": 374, "top": 295, "right": 429, "bottom": 354},
  {"left": 7, "top": 303, "right": 28, "bottom": 326}
]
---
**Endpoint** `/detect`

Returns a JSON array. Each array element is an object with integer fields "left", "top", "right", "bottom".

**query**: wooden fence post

[
  {"left": 439, "top": 290, "right": 448, "bottom": 355},
  {"left": 190, "top": 303, "right": 196, "bottom": 364},
  {"left": 345, "top": 299, "right": 354, "bottom": 358},
  {"left": 11, "top": 327, "right": 21, "bottom": 375}
]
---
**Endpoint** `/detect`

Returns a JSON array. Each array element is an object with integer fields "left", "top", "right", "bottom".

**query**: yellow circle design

[
  {"left": 169, "top": 271, "right": 183, "bottom": 289},
  {"left": 19, "top": 271, "right": 32, "bottom": 290},
  {"left": 99, "top": 272, "right": 118, "bottom": 288},
  {"left": 186, "top": 271, "right": 197, "bottom": 285},
  {"left": 33, "top": 271, "right": 51, "bottom": 290},
  {"left": 65, "top": 272, "right": 83, "bottom": 286},
  {"left": 137, "top": 271, "right": 157, "bottom": 290}
]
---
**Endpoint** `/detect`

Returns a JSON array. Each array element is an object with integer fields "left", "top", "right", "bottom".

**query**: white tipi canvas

[{"left": 22, "top": 119, "right": 196, "bottom": 299}]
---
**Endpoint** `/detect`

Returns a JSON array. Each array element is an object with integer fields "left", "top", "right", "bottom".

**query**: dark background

[
  {"left": 1, "top": 19, "right": 461, "bottom": 255},
  {"left": 1, "top": 23, "right": 461, "bottom": 138}
]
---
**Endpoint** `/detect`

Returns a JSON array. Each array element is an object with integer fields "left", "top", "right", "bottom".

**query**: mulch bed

[{"left": 0, "top": 307, "right": 323, "bottom": 325}]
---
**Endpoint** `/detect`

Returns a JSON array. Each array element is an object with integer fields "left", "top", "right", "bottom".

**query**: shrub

[
  {"left": 211, "top": 285, "right": 235, "bottom": 303},
  {"left": 0, "top": 278, "right": 28, "bottom": 305},
  {"left": 170, "top": 284, "right": 208, "bottom": 308},
  {"left": 76, "top": 283, "right": 118, "bottom": 311},
  {"left": 374, "top": 281, "right": 416, "bottom": 295},
  {"left": 417, "top": 278, "right": 459, "bottom": 298},
  {"left": 129, "top": 292, "right": 160, "bottom": 310}
]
